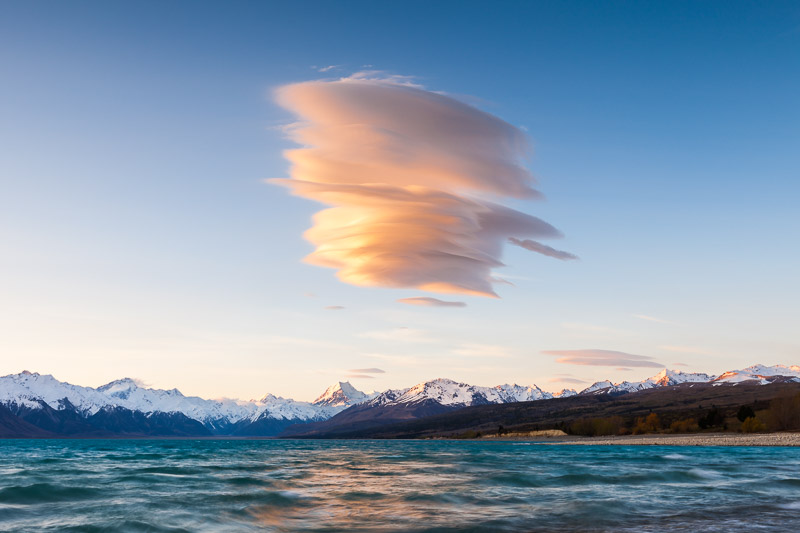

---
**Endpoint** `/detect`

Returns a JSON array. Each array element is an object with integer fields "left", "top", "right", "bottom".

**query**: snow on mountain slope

[
  {"left": 0, "top": 372, "right": 371, "bottom": 424},
  {"left": 648, "top": 369, "right": 714, "bottom": 386},
  {"left": 250, "top": 394, "right": 328, "bottom": 421},
  {"left": 553, "top": 388, "right": 578, "bottom": 398},
  {"left": 366, "top": 378, "right": 554, "bottom": 408},
  {"left": 395, "top": 378, "right": 495, "bottom": 406},
  {"left": 581, "top": 369, "right": 716, "bottom": 395},
  {"left": 365, "top": 388, "right": 410, "bottom": 407},
  {"left": 3, "top": 364, "right": 798, "bottom": 429},
  {"left": 0, "top": 371, "right": 114, "bottom": 415},
  {"left": 713, "top": 365, "right": 800, "bottom": 385},
  {"left": 581, "top": 380, "right": 615, "bottom": 394},
  {"left": 494, "top": 384, "right": 552, "bottom": 402},
  {"left": 97, "top": 378, "right": 254, "bottom": 423},
  {"left": 313, "top": 381, "right": 378, "bottom": 408}
]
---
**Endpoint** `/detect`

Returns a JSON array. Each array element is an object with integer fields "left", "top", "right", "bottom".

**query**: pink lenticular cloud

[
  {"left": 397, "top": 297, "right": 466, "bottom": 307},
  {"left": 543, "top": 349, "right": 663, "bottom": 368},
  {"left": 272, "top": 75, "right": 572, "bottom": 297}
]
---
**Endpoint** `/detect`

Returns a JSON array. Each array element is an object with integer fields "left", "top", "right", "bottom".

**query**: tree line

[{"left": 566, "top": 392, "right": 800, "bottom": 436}]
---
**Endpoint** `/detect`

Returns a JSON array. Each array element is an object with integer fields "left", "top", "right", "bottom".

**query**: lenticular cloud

[{"left": 272, "top": 75, "right": 571, "bottom": 297}]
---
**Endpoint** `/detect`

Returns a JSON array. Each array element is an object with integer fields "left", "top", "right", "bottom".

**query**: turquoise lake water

[{"left": 1, "top": 439, "right": 799, "bottom": 532}]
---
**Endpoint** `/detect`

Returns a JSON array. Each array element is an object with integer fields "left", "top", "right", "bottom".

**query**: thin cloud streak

[
  {"left": 316, "top": 65, "right": 340, "bottom": 72},
  {"left": 508, "top": 237, "right": 578, "bottom": 261},
  {"left": 272, "top": 74, "right": 571, "bottom": 297},
  {"left": 548, "top": 377, "right": 587, "bottom": 384},
  {"left": 347, "top": 368, "right": 385, "bottom": 374},
  {"left": 397, "top": 297, "right": 466, "bottom": 307},
  {"left": 543, "top": 349, "right": 664, "bottom": 368}
]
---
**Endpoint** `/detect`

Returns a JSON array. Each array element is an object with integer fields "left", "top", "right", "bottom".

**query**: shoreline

[{"left": 483, "top": 431, "right": 800, "bottom": 447}]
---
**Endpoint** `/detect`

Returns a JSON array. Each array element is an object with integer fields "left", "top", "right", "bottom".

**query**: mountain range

[{"left": 1, "top": 364, "right": 798, "bottom": 438}]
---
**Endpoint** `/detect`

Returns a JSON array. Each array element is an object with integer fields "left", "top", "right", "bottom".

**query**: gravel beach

[{"left": 552, "top": 432, "right": 800, "bottom": 446}]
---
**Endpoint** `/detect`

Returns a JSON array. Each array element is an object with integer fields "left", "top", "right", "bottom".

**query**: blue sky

[{"left": 1, "top": 1, "right": 798, "bottom": 400}]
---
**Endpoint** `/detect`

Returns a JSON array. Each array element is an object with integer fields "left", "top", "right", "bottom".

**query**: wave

[
  {"left": 1, "top": 441, "right": 800, "bottom": 532},
  {"left": 0, "top": 483, "right": 102, "bottom": 504}
]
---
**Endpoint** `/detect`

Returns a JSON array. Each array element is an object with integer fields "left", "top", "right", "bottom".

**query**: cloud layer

[
  {"left": 347, "top": 368, "right": 385, "bottom": 374},
  {"left": 345, "top": 367, "right": 385, "bottom": 379},
  {"left": 273, "top": 75, "right": 570, "bottom": 297},
  {"left": 397, "top": 297, "right": 466, "bottom": 307},
  {"left": 543, "top": 349, "right": 663, "bottom": 368}
]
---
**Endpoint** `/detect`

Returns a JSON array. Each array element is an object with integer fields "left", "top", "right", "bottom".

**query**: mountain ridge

[{"left": 1, "top": 364, "right": 798, "bottom": 438}]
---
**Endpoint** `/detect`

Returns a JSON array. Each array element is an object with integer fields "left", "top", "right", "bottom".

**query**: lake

[{"left": 1, "top": 439, "right": 798, "bottom": 531}]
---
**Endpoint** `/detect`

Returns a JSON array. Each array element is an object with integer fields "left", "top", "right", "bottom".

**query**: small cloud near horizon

[
  {"left": 397, "top": 297, "right": 466, "bottom": 308},
  {"left": 547, "top": 376, "right": 587, "bottom": 384},
  {"left": 347, "top": 368, "right": 385, "bottom": 374},
  {"left": 543, "top": 349, "right": 664, "bottom": 368},
  {"left": 314, "top": 65, "right": 340, "bottom": 72},
  {"left": 345, "top": 374, "right": 375, "bottom": 379},
  {"left": 324, "top": 305, "right": 345, "bottom": 310}
]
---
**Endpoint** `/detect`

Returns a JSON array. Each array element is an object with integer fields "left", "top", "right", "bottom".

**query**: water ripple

[{"left": 1, "top": 440, "right": 799, "bottom": 532}]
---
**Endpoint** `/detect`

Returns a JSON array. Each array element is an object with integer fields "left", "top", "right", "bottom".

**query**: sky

[{"left": 1, "top": 1, "right": 798, "bottom": 401}]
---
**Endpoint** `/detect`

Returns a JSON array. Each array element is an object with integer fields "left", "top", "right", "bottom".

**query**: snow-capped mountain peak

[
  {"left": 313, "top": 381, "right": 371, "bottom": 407},
  {"left": 395, "top": 378, "right": 490, "bottom": 406},
  {"left": 647, "top": 368, "right": 715, "bottom": 387},
  {"left": 3, "top": 363, "right": 799, "bottom": 437},
  {"left": 0, "top": 372, "right": 376, "bottom": 427},
  {"left": 0, "top": 371, "right": 117, "bottom": 415},
  {"left": 713, "top": 364, "right": 800, "bottom": 384},
  {"left": 582, "top": 380, "right": 614, "bottom": 394},
  {"left": 367, "top": 378, "right": 554, "bottom": 408},
  {"left": 580, "top": 368, "right": 718, "bottom": 395},
  {"left": 97, "top": 378, "right": 141, "bottom": 398},
  {"left": 493, "top": 383, "right": 552, "bottom": 402},
  {"left": 553, "top": 388, "right": 578, "bottom": 398}
]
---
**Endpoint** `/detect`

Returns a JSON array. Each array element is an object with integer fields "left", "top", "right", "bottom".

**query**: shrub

[
  {"left": 767, "top": 393, "right": 800, "bottom": 431},
  {"left": 737, "top": 405, "right": 756, "bottom": 422},
  {"left": 569, "top": 418, "right": 596, "bottom": 436},
  {"left": 593, "top": 416, "right": 625, "bottom": 436},
  {"left": 645, "top": 412, "right": 661, "bottom": 431},
  {"left": 698, "top": 407, "right": 725, "bottom": 429},
  {"left": 741, "top": 416, "right": 766, "bottom": 433},
  {"left": 568, "top": 416, "right": 626, "bottom": 436},
  {"left": 632, "top": 413, "right": 662, "bottom": 435},
  {"left": 669, "top": 418, "right": 698, "bottom": 434}
]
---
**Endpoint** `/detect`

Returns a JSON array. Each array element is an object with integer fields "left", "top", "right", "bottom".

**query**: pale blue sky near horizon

[{"left": 1, "top": 1, "right": 798, "bottom": 400}]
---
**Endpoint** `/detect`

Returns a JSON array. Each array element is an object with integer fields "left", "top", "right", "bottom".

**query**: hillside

[{"left": 283, "top": 381, "right": 800, "bottom": 439}]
